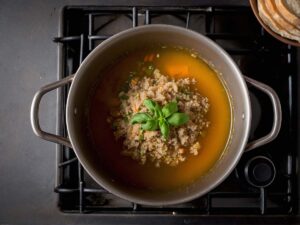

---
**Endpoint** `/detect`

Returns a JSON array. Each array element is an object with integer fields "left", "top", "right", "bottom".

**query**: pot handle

[
  {"left": 30, "top": 75, "right": 75, "bottom": 148},
  {"left": 244, "top": 76, "right": 282, "bottom": 152}
]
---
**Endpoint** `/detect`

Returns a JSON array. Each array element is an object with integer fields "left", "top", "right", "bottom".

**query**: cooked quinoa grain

[{"left": 109, "top": 69, "right": 210, "bottom": 167}]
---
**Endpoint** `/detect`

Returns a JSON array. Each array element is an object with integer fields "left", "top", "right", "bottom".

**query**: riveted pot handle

[
  {"left": 30, "top": 75, "right": 75, "bottom": 148},
  {"left": 244, "top": 76, "right": 282, "bottom": 152}
]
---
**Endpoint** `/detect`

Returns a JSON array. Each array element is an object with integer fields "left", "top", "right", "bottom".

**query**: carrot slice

[
  {"left": 144, "top": 55, "right": 148, "bottom": 62},
  {"left": 166, "top": 65, "right": 189, "bottom": 76},
  {"left": 148, "top": 53, "right": 155, "bottom": 62}
]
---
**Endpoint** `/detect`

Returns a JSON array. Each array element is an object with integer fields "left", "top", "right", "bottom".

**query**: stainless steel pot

[{"left": 30, "top": 25, "right": 281, "bottom": 205}]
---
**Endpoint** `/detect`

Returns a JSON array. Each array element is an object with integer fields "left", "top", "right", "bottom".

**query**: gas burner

[
  {"left": 244, "top": 156, "right": 276, "bottom": 188},
  {"left": 235, "top": 154, "right": 275, "bottom": 185},
  {"left": 244, "top": 156, "right": 276, "bottom": 214}
]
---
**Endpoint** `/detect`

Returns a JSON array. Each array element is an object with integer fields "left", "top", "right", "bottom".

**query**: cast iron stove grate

[{"left": 53, "top": 4, "right": 298, "bottom": 215}]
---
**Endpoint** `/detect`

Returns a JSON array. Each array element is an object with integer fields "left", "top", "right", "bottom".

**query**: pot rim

[{"left": 66, "top": 24, "right": 251, "bottom": 205}]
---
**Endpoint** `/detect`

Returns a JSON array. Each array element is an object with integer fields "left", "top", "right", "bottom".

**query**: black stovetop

[{"left": 53, "top": 4, "right": 298, "bottom": 216}]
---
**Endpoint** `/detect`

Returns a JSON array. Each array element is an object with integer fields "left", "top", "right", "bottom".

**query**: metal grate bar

[
  {"left": 145, "top": 10, "right": 150, "bottom": 25},
  {"left": 88, "top": 14, "right": 93, "bottom": 51},
  {"left": 58, "top": 157, "right": 78, "bottom": 167},
  {"left": 132, "top": 7, "right": 137, "bottom": 27},
  {"left": 78, "top": 162, "right": 85, "bottom": 213},
  {"left": 53, "top": 36, "right": 81, "bottom": 43}
]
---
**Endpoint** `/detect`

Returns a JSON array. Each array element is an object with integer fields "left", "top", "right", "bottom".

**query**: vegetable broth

[{"left": 88, "top": 46, "right": 232, "bottom": 191}]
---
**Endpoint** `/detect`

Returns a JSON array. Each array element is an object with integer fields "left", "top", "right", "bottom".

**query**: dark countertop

[{"left": 0, "top": 0, "right": 299, "bottom": 224}]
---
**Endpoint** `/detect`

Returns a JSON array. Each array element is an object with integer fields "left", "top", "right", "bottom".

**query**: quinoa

[{"left": 109, "top": 69, "right": 210, "bottom": 167}]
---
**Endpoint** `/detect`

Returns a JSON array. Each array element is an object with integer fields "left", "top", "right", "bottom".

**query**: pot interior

[{"left": 66, "top": 25, "right": 251, "bottom": 205}]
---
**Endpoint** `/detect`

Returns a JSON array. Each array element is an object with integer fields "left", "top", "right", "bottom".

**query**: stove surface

[
  {"left": 1, "top": 1, "right": 300, "bottom": 224},
  {"left": 54, "top": 4, "right": 298, "bottom": 216}
]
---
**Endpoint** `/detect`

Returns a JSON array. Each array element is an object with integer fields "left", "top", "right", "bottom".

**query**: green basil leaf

[
  {"left": 159, "top": 120, "right": 169, "bottom": 139},
  {"left": 155, "top": 104, "right": 163, "bottom": 118},
  {"left": 143, "top": 99, "right": 157, "bottom": 114},
  {"left": 162, "top": 101, "right": 178, "bottom": 118},
  {"left": 119, "top": 94, "right": 129, "bottom": 100},
  {"left": 167, "top": 113, "right": 189, "bottom": 126},
  {"left": 130, "top": 113, "right": 151, "bottom": 124},
  {"left": 141, "top": 119, "right": 159, "bottom": 131},
  {"left": 144, "top": 99, "right": 163, "bottom": 118},
  {"left": 145, "top": 64, "right": 155, "bottom": 76}
]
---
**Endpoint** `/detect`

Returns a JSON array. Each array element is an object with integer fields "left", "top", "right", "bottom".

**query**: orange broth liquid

[{"left": 89, "top": 46, "right": 232, "bottom": 191}]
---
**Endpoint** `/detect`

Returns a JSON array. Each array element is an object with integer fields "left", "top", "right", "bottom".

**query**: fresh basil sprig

[{"left": 130, "top": 99, "right": 189, "bottom": 139}]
